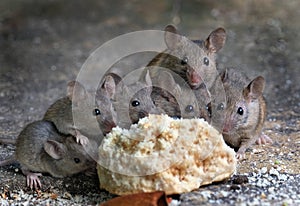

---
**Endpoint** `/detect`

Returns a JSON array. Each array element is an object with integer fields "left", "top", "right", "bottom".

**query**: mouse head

[
  {"left": 164, "top": 25, "right": 226, "bottom": 89},
  {"left": 127, "top": 71, "right": 160, "bottom": 123},
  {"left": 114, "top": 70, "right": 160, "bottom": 127},
  {"left": 43, "top": 136, "right": 95, "bottom": 177},
  {"left": 156, "top": 71, "right": 200, "bottom": 119},
  {"left": 220, "top": 70, "right": 265, "bottom": 134},
  {"left": 94, "top": 75, "right": 118, "bottom": 135}
]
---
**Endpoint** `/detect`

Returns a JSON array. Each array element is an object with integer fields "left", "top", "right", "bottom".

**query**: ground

[{"left": 0, "top": 0, "right": 299, "bottom": 205}]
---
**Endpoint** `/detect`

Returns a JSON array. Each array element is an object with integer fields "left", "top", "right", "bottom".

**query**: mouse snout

[
  {"left": 187, "top": 69, "right": 203, "bottom": 88},
  {"left": 138, "top": 110, "right": 148, "bottom": 119},
  {"left": 102, "top": 120, "right": 116, "bottom": 134},
  {"left": 222, "top": 118, "right": 234, "bottom": 134}
]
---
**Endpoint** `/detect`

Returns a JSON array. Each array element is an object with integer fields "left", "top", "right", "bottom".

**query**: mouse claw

[
  {"left": 236, "top": 153, "right": 246, "bottom": 160},
  {"left": 256, "top": 133, "right": 273, "bottom": 145},
  {"left": 27, "top": 172, "right": 42, "bottom": 189},
  {"left": 75, "top": 130, "right": 89, "bottom": 145}
]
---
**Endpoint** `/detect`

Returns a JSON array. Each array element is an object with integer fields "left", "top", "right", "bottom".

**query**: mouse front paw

[
  {"left": 75, "top": 130, "right": 89, "bottom": 145},
  {"left": 256, "top": 133, "right": 273, "bottom": 145},
  {"left": 26, "top": 172, "right": 42, "bottom": 189}
]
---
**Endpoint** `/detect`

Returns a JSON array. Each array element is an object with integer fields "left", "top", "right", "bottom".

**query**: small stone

[
  {"left": 232, "top": 175, "right": 249, "bottom": 184},
  {"left": 230, "top": 185, "right": 240, "bottom": 190},
  {"left": 269, "top": 167, "right": 279, "bottom": 177},
  {"left": 260, "top": 167, "right": 268, "bottom": 174}
]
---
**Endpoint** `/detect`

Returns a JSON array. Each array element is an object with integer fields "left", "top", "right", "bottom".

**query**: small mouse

[
  {"left": 151, "top": 70, "right": 211, "bottom": 120},
  {"left": 43, "top": 79, "right": 117, "bottom": 145},
  {"left": 95, "top": 75, "right": 119, "bottom": 135},
  {"left": 112, "top": 71, "right": 161, "bottom": 128},
  {"left": 0, "top": 120, "right": 95, "bottom": 189},
  {"left": 217, "top": 68, "right": 272, "bottom": 159},
  {"left": 146, "top": 25, "right": 226, "bottom": 90}
]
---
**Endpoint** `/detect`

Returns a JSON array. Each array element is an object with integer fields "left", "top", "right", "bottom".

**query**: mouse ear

[
  {"left": 67, "top": 81, "right": 87, "bottom": 103},
  {"left": 243, "top": 76, "right": 265, "bottom": 100},
  {"left": 157, "top": 71, "right": 182, "bottom": 98},
  {"left": 44, "top": 140, "right": 66, "bottom": 160},
  {"left": 164, "top": 24, "right": 181, "bottom": 50},
  {"left": 100, "top": 74, "right": 119, "bottom": 99},
  {"left": 205, "top": 27, "right": 226, "bottom": 53},
  {"left": 220, "top": 68, "right": 229, "bottom": 83},
  {"left": 143, "top": 70, "right": 152, "bottom": 87}
]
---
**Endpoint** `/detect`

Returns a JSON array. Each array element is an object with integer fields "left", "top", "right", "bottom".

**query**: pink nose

[
  {"left": 222, "top": 120, "right": 233, "bottom": 134},
  {"left": 190, "top": 71, "right": 202, "bottom": 84}
]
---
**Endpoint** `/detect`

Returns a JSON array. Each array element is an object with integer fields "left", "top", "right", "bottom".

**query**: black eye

[
  {"left": 131, "top": 100, "right": 140, "bottom": 107},
  {"left": 185, "top": 105, "right": 194, "bottom": 113},
  {"left": 237, "top": 107, "right": 244, "bottom": 115},
  {"left": 74, "top": 158, "right": 81, "bottom": 164},
  {"left": 206, "top": 103, "right": 212, "bottom": 117},
  {"left": 181, "top": 56, "right": 188, "bottom": 65},
  {"left": 217, "top": 103, "right": 224, "bottom": 110},
  {"left": 93, "top": 108, "right": 101, "bottom": 116},
  {"left": 203, "top": 57, "right": 209, "bottom": 66}
]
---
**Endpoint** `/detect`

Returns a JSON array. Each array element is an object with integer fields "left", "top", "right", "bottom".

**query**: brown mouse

[
  {"left": 216, "top": 68, "right": 272, "bottom": 159},
  {"left": 0, "top": 120, "right": 95, "bottom": 189},
  {"left": 43, "top": 79, "right": 117, "bottom": 145},
  {"left": 146, "top": 25, "right": 226, "bottom": 90},
  {"left": 112, "top": 71, "right": 161, "bottom": 128}
]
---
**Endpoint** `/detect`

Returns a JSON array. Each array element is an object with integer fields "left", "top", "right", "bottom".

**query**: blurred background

[{"left": 0, "top": 0, "right": 299, "bottom": 157}]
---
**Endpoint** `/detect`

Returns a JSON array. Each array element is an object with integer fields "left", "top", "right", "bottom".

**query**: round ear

[
  {"left": 205, "top": 27, "right": 226, "bottom": 53},
  {"left": 157, "top": 71, "right": 176, "bottom": 90},
  {"left": 100, "top": 74, "right": 118, "bottom": 99},
  {"left": 164, "top": 24, "right": 181, "bottom": 50},
  {"left": 44, "top": 140, "right": 66, "bottom": 160},
  {"left": 220, "top": 68, "right": 229, "bottom": 83},
  {"left": 243, "top": 76, "right": 265, "bottom": 99},
  {"left": 67, "top": 81, "right": 87, "bottom": 103}
]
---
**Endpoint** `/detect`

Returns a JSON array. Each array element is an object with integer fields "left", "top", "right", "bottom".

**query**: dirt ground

[{"left": 0, "top": 0, "right": 299, "bottom": 205}]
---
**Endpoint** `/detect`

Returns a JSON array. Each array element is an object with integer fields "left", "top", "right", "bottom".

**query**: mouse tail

[
  {"left": 0, "top": 156, "right": 17, "bottom": 166},
  {"left": 0, "top": 138, "right": 16, "bottom": 145}
]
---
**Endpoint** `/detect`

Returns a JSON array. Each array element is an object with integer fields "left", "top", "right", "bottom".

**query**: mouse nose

[
  {"left": 102, "top": 120, "right": 117, "bottom": 134},
  {"left": 188, "top": 69, "right": 203, "bottom": 87}
]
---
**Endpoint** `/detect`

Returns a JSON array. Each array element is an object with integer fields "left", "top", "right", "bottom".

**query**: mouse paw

[
  {"left": 75, "top": 130, "right": 89, "bottom": 145},
  {"left": 27, "top": 172, "right": 42, "bottom": 189},
  {"left": 84, "top": 167, "right": 97, "bottom": 176},
  {"left": 256, "top": 133, "right": 273, "bottom": 145},
  {"left": 236, "top": 152, "right": 246, "bottom": 160}
]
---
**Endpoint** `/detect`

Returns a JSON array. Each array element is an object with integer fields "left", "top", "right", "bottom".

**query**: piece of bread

[{"left": 97, "top": 114, "right": 237, "bottom": 195}]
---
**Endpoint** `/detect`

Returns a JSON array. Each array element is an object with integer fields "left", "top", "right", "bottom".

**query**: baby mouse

[
  {"left": 217, "top": 68, "right": 272, "bottom": 159},
  {"left": 0, "top": 120, "right": 95, "bottom": 189},
  {"left": 43, "top": 79, "right": 117, "bottom": 145},
  {"left": 146, "top": 24, "right": 226, "bottom": 90},
  {"left": 151, "top": 70, "right": 211, "bottom": 120},
  {"left": 112, "top": 71, "right": 161, "bottom": 129}
]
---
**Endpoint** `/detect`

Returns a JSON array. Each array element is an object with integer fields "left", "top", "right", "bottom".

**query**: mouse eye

[
  {"left": 237, "top": 107, "right": 244, "bottom": 115},
  {"left": 93, "top": 108, "right": 101, "bottom": 116},
  {"left": 206, "top": 102, "right": 212, "bottom": 117},
  {"left": 217, "top": 103, "right": 224, "bottom": 110},
  {"left": 203, "top": 57, "right": 209, "bottom": 66},
  {"left": 181, "top": 56, "right": 188, "bottom": 65},
  {"left": 131, "top": 100, "right": 140, "bottom": 107},
  {"left": 185, "top": 105, "right": 194, "bottom": 113},
  {"left": 74, "top": 158, "right": 81, "bottom": 164}
]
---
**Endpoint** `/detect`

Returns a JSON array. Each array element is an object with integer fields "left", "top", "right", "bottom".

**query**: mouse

[
  {"left": 146, "top": 24, "right": 226, "bottom": 90},
  {"left": 150, "top": 70, "right": 210, "bottom": 120},
  {"left": 43, "top": 79, "right": 117, "bottom": 145},
  {"left": 216, "top": 68, "right": 272, "bottom": 159},
  {"left": 0, "top": 120, "right": 95, "bottom": 189},
  {"left": 111, "top": 71, "right": 161, "bottom": 128}
]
